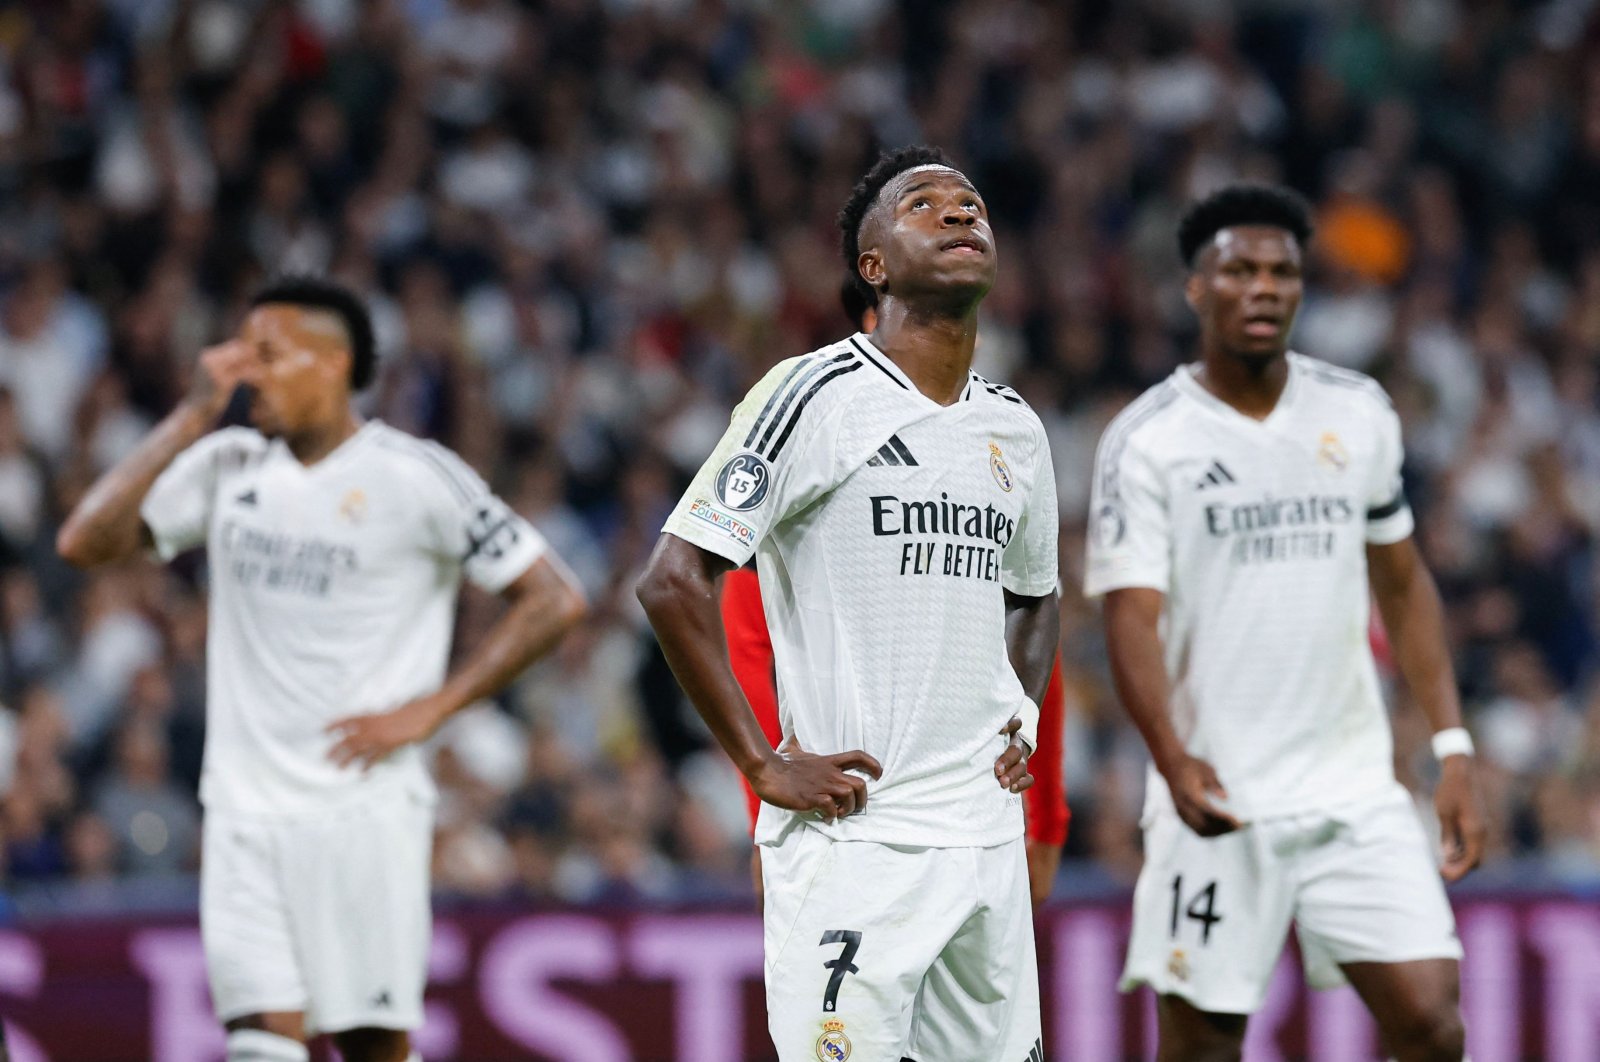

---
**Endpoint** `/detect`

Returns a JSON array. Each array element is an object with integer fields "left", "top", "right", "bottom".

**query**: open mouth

[
  {"left": 1242, "top": 314, "right": 1282, "bottom": 337},
  {"left": 941, "top": 237, "right": 985, "bottom": 255}
]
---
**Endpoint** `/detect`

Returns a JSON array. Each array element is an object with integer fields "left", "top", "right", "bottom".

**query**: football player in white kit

[
  {"left": 57, "top": 277, "right": 587, "bottom": 1062},
  {"left": 1086, "top": 185, "right": 1485, "bottom": 1061},
  {"left": 638, "top": 146, "right": 1060, "bottom": 1062}
]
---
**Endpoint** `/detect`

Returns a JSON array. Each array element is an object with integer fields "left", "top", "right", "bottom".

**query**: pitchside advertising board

[{"left": 0, "top": 898, "right": 1594, "bottom": 1060}]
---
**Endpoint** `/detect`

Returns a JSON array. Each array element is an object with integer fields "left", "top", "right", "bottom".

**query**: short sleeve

[
  {"left": 1083, "top": 427, "right": 1171, "bottom": 597},
  {"left": 662, "top": 358, "right": 841, "bottom": 566},
  {"left": 1001, "top": 431, "right": 1059, "bottom": 597},
  {"left": 1364, "top": 402, "right": 1414, "bottom": 545},
  {"left": 141, "top": 429, "right": 258, "bottom": 561},
  {"left": 413, "top": 444, "right": 548, "bottom": 593}
]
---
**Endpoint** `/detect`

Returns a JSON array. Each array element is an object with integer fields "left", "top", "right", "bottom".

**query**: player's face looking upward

[
  {"left": 855, "top": 166, "right": 997, "bottom": 310},
  {"left": 1186, "top": 225, "right": 1304, "bottom": 365},
  {"left": 238, "top": 304, "right": 354, "bottom": 438}
]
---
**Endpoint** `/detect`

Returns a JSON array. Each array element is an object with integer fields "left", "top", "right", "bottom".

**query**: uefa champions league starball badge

[
  {"left": 715, "top": 451, "right": 771, "bottom": 511},
  {"left": 816, "top": 1018, "right": 852, "bottom": 1060}
]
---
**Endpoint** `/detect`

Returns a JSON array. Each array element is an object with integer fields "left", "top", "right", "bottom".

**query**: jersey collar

[
  {"left": 270, "top": 418, "right": 380, "bottom": 472},
  {"left": 1172, "top": 353, "right": 1302, "bottom": 429},
  {"left": 848, "top": 333, "right": 976, "bottom": 403}
]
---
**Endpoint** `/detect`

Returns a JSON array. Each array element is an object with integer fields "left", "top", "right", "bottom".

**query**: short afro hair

[
  {"left": 250, "top": 275, "right": 378, "bottom": 389},
  {"left": 837, "top": 145, "right": 956, "bottom": 304},
  {"left": 1177, "top": 184, "right": 1315, "bottom": 268}
]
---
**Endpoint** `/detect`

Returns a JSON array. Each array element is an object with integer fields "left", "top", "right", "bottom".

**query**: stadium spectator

[{"left": 0, "top": 0, "right": 1592, "bottom": 914}]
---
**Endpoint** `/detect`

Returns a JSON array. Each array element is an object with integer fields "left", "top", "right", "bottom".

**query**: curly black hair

[
  {"left": 250, "top": 275, "right": 378, "bottom": 390},
  {"left": 837, "top": 145, "right": 956, "bottom": 303},
  {"left": 1177, "top": 184, "right": 1315, "bottom": 268}
]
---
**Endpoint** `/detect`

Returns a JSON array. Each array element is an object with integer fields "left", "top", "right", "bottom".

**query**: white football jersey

[
  {"left": 142, "top": 421, "right": 546, "bottom": 817},
  {"left": 664, "top": 334, "right": 1059, "bottom": 849},
  {"left": 1084, "top": 354, "right": 1414, "bottom": 822}
]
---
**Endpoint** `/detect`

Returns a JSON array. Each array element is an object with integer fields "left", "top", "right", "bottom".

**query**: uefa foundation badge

[{"left": 816, "top": 1018, "right": 852, "bottom": 1061}]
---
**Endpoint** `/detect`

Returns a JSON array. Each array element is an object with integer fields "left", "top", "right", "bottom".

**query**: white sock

[
  {"left": 227, "top": 1029, "right": 309, "bottom": 1062},
  {"left": 405, "top": 1054, "right": 422, "bottom": 1062}
]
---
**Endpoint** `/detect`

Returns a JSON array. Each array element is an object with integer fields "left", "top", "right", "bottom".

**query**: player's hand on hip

[
  {"left": 1163, "top": 754, "right": 1243, "bottom": 837},
  {"left": 994, "top": 715, "right": 1034, "bottom": 794},
  {"left": 326, "top": 696, "right": 448, "bottom": 771},
  {"left": 1435, "top": 755, "right": 1486, "bottom": 882},
  {"left": 750, "top": 737, "right": 882, "bottom": 824},
  {"left": 185, "top": 339, "right": 260, "bottom": 421}
]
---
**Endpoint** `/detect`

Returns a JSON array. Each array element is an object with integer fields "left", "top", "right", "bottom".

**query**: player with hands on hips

[
  {"left": 719, "top": 278, "right": 1070, "bottom": 910},
  {"left": 58, "top": 276, "right": 587, "bottom": 1062},
  {"left": 639, "top": 146, "right": 1059, "bottom": 1062}
]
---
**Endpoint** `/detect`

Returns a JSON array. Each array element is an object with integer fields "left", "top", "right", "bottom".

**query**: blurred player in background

[
  {"left": 639, "top": 146, "right": 1059, "bottom": 1061},
  {"left": 57, "top": 277, "right": 587, "bottom": 1062},
  {"left": 721, "top": 277, "right": 1068, "bottom": 909},
  {"left": 1086, "top": 186, "right": 1485, "bottom": 1061}
]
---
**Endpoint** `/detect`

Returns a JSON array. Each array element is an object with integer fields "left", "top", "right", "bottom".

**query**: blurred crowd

[{"left": 0, "top": 0, "right": 1598, "bottom": 912}]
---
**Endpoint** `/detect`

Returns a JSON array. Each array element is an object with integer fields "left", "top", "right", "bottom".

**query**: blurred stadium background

[{"left": 0, "top": 0, "right": 1596, "bottom": 1058}]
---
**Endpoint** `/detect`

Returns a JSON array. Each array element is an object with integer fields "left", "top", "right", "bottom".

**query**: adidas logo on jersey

[
  {"left": 1194, "top": 461, "right": 1236, "bottom": 490},
  {"left": 865, "top": 435, "right": 918, "bottom": 467}
]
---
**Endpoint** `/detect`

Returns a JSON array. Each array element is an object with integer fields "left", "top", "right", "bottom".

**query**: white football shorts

[
  {"left": 761, "top": 823, "right": 1043, "bottom": 1062},
  {"left": 200, "top": 788, "right": 433, "bottom": 1034},
  {"left": 1123, "top": 788, "right": 1462, "bottom": 1014}
]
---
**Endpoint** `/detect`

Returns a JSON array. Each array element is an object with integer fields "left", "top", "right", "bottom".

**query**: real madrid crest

[
  {"left": 1167, "top": 947, "right": 1190, "bottom": 982},
  {"left": 816, "top": 1018, "right": 852, "bottom": 1061},
  {"left": 338, "top": 487, "right": 368, "bottom": 524},
  {"left": 988, "top": 442, "right": 1013, "bottom": 492},
  {"left": 1317, "top": 431, "right": 1348, "bottom": 473}
]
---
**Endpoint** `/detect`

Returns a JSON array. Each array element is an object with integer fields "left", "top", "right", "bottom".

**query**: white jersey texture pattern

[
  {"left": 1084, "top": 353, "right": 1414, "bottom": 822},
  {"left": 664, "top": 334, "right": 1059, "bottom": 848},
  {"left": 142, "top": 420, "right": 547, "bottom": 817}
]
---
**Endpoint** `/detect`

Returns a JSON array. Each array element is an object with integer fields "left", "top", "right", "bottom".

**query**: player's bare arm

[
  {"left": 1367, "top": 538, "right": 1486, "bottom": 881},
  {"left": 1026, "top": 840, "right": 1062, "bottom": 905},
  {"left": 636, "top": 533, "right": 883, "bottom": 823},
  {"left": 327, "top": 553, "right": 588, "bottom": 768},
  {"left": 996, "top": 588, "right": 1060, "bottom": 793},
  {"left": 57, "top": 339, "right": 259, "bottom": 568},
  {"left": 1104, "top": 586, "right": 1242, "bottom": 837}
]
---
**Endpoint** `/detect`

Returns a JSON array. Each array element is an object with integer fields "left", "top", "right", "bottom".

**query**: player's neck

[
  {"left": 869, "top": 302, "right": 979, "bottom": 406},
  {"left": 282, "top": 410, "right": 364, "bottom": 466},
  {"left": 1194, "top": 348, "right": 1290, "bottom": 421}
]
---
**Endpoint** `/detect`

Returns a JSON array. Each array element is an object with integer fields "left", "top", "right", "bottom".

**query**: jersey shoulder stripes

[
  {"left": 1289, "top": 352, "right": 1393, "bottom": 409},
  {"left": 1092, "top": 380, "right": 1181, "bottom": 504},
  {"left": 967, "top": 371, "right": 1028, "bottom": 408},
  {"left": 741, "top": 341, "right": 867, "bottom": 464},
  {"left": 370, "top": 425, "right": 491, "bottom": 504}
]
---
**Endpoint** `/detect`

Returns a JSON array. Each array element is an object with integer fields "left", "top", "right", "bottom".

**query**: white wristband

[{"left": 1431, "top": 727, "right": 1474, "bottom": 761}]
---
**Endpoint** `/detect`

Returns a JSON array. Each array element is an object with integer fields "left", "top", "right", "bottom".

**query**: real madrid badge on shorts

[{"left": 816, "top": 1018, "right": 851, "bottom": 1061}]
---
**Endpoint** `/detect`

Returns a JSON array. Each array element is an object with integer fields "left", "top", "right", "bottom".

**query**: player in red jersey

[{"left": 723, "top": 280, "right": 1069, "bottom": 908}]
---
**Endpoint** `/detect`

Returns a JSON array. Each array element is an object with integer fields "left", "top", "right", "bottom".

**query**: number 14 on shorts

[{"left": 1170, "top": 875, "right": 1223, "bottom": 944}]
